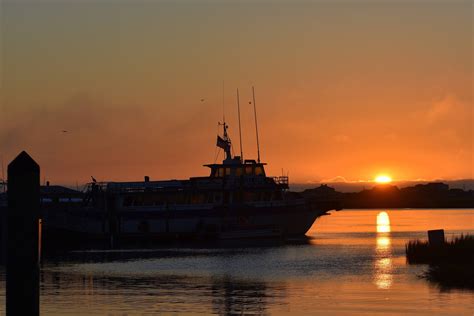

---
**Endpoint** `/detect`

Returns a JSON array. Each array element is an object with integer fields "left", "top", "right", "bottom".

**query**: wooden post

[
  {"left": 428, "top": 229, "right": 445, "bottom": 246},
  {"left": 1, "top": 209, "right": 5, "bottom": 264},
  {"left": 7, "top": 151, "right": 40, "bottom": 315}
]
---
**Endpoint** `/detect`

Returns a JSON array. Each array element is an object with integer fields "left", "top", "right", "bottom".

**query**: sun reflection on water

[
  {"left": 376, "top": 236, "right": 390, "bottom": 248},
  {"left": 374, "top": 211, "right": 393, "bottom": 289},
  {"left": 376, "top": 211, "right": 391, "bottom": 233}
]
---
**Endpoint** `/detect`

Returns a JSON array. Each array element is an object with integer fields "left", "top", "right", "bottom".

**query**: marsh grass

[{"left": 406, "top": 235, "right": 474, "bottom": 289}]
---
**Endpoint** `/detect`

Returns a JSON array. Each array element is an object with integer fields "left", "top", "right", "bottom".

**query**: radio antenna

[
  {"left": 222, "top": 80, "right": 225, "bottom": 122},
  {"left": 237, "top": 88, "right": 244, "bottom": 162},
  {"left": 1, "top": 156, "right": 4, "bottom": 180},
  {"left": 1, "top": 156, "right": 5, "bottom": 193},
  {"left": 252, "top": 86, "right": 261, "bottom": 163}
]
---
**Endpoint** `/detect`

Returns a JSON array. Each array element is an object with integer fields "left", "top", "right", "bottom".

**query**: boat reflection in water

[
  {"left": 39, "top": 264, "right": 285, "bottom": 315},
  {"left": 211, "top": 276, "right": 285, "bottom": 315},
  {"left": 374, "top": 211, "right": 393, "bottom": 289}
]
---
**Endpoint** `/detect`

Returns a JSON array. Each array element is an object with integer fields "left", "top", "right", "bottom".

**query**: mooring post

[
  {"left": 428, "top": 229, "right": 445, "bottom": 247},
  {"left": 1, "top": 209, "right": 5, "bottom": 264},
  {"left": 7, "top": 151, "right": 40, "bottom": 315}
]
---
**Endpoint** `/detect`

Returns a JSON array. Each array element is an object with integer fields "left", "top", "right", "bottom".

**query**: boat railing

[
  {"left": 252, "top": 199, "right": 303, "bottom": 208},
  {"left": 84, "top": 182, "right": 108, "bottom": 192}
]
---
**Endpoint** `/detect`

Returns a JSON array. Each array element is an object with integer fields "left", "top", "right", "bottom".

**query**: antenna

[
  {"left": 237, "top": 88, "right": 244, "bottom": 162},
  {"left": 1, "top": 155, "right": 4, "bottom": 181},
  {"left": 1, "top": 156, "right": 4, "bottom": 193},
  {"left": 252, "top": 86, "right": 261, "bottom": 163},
  {"left": 222, "top": 80, "right": 225, "bottom": 122}
]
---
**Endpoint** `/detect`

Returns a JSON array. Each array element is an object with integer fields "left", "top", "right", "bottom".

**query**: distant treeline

[{"left": 302, "top": 182, "right": 474, "bottom": 209}]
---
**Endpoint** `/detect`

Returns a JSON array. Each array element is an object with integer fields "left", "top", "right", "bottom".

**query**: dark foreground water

[{"left": 1, "top": 209, "right": 473, "bottom": 315}]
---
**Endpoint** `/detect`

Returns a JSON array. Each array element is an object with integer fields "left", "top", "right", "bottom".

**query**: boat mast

[
  {"left": 222, "top": 80, "right": 225, "bottom": 123},
  {"left": 237, "top": 88, "right": 244, "bottom": 162},
  {"left": 252, "top": 86, "right": 261, "bottom": 163},
  {"left": 215, "top": 82, "right": 234, "bottom": 162},
  {"left": 1, "top": 156, "right": 5, "bottom": 193}
]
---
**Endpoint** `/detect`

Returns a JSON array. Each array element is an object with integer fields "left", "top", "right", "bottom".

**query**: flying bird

[
  {"left": 62, "top": 130, "right": 68, "bottom": 133},
  {"left": 200, "top": 99, "right": 205, "bottom": 102}
]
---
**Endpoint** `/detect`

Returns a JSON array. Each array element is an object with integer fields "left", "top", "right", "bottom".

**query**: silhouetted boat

[
  {"left": 0, "top": 89, "right": 341, "bottom": 249},
  {"left": 0, "top": 150, "right": 339, "bottom": 248}
]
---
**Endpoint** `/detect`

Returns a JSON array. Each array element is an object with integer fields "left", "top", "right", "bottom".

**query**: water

[{"left": 1, "top": 209, "right": 473, "bottom": 315}]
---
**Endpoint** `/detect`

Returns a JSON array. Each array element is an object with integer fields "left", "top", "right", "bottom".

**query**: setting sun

[{"left": 374, "top": 175, "right": 392, "bottom": 184}]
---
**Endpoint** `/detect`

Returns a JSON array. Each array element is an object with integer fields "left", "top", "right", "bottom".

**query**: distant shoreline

[
  {"left": 291, "top": 179, "right": 474, "bottom": 193},
  {"left": 301, "top": 182, "right": 474, "bottom": 209},
  {"left": 335, "top": 208, "right": 474, "bottom": 210}
]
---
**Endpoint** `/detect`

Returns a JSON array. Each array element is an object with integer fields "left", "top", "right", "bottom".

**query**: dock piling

[
  {"left": 428, "top": 229, "right": 445, "bottom": 246},
  {"left": 6, "top": 151, "right": 40, "bottom": 316}
]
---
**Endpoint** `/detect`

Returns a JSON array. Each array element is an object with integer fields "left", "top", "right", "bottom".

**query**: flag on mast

[{"left": 216, "top": 136, "right": 229, "bottom": 150}]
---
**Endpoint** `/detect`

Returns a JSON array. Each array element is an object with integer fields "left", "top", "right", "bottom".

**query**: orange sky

[{"left": 1, "top": 1, "right": 472, "bottom": 185}]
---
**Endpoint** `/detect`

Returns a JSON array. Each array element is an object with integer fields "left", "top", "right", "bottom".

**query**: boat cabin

[{"left": 205, "top": 159, "right": 267, "bottom": 178}]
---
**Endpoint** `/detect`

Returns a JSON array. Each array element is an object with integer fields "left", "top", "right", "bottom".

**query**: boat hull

[{"left": 39, "top": 201, "right": 331, "bottom": 248}]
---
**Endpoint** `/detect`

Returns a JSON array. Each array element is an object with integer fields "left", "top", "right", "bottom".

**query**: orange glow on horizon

[{"left": 374, "top": 175, "right": 392, "bottom": 184}]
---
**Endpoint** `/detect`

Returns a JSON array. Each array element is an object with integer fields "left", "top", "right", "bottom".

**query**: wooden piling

[
  {"left": 6, "top": 151, "right": 40, "bottom": 316},
  {"left": 428, "top": 229, "right": 445, "bottom": 246},
  {"left": 1, "top": 210, "right": 5, "bottom": 264}
]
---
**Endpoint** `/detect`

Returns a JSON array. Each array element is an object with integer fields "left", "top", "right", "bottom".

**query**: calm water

[{"left": 1, "top": 209, "right": 473, "bottom": 315}]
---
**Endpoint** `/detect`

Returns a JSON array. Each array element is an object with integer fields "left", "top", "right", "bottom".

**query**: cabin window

[
  {"left": 177, "top": 193, "right": 190, "bottom": 204},
  {"left": 143, "top": 195, "right": 154, "bottom": 206},
  {"left": 191, "top": 193, "right": 205, "bottom": 204},
  {"left": 167, "top": 194, "right": 176, "bottom": 204},
  {"left": 235, "top": 167, "right": 243, "bottom": 176},
  {"left": 214, "top": 193, "right": 222, "bottom": 202},
  {"left": 263, "top": 191, "right": 272, "bottom": 201},
  {"left": 138, "top": 220, "right": 149, "bottom": 233},
  {"left": 233, "top": 191, "right": 242, "bottom": 203},
  {"left": 154, "top": 195, "right": 165, "bottom": 205},
  {"left": 225, "top": 168, "right": 231, "bottom": 176},
  {"left": 169, "top": 193, "right": 180, "bottom": 204},
  {"left": 124, "top": 197, "right": 132, "bottom": 206},
  {"left": 245, "top": 166, "right": 253, "bottom": 175},
  {"left": 217, "top": 168, "right": 225, "bottom": 177},
  {"left": 243, "top": 191, "right": 256, "bottom": 202},
  {"left": 274, "top": 191, "right": 282, "bottom": 200},
  {"left": 223, "top": 192, "right": 230, "bottom": 204},
  {"left": 255, "top": 166, "right": 264, "bottom": 176},
  {"left": 133, "top": 196, "right": 143, "bottom": 206}
]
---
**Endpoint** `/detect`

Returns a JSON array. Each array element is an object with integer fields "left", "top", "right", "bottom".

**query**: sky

[{"left": 0, "top": 0, "right": 472, "bottom": 185}]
